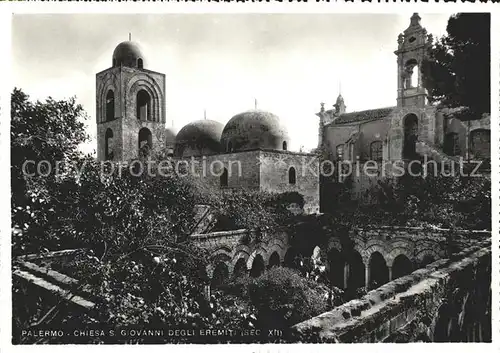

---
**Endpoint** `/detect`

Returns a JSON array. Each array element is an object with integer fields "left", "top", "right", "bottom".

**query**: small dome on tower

[
  {"left": 174, "top": 120, "right": 224, "bottom": 157},
  {"left": 336, "top": 94, "right": 344, "bottom": 104},
  {"left": 112, "top": 41, "right": 146, "bottom": 69},
  {"left": 221, "top": 109, "right": 289, "bottom": 152}
]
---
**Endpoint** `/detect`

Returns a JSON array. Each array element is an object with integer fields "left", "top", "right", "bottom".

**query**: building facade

[
  {"left": 316, "top": 13, "right": 490, "bottom": 202},
  {"left": 95, "top": 41, "right": 320, "bottom": 214}
]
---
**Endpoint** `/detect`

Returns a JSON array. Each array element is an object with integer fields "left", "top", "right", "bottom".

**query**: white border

[{"left": 1, "top": 3, "right": 498, "bottom": 353}]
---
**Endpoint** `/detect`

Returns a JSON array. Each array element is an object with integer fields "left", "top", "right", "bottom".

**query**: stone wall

[
  {"left": 259, "top": 150, "right": 320, "bottom": 214},
  {"left": 292, "top": 239, "right": 491, "bottom": 342},
  {"left": 191, "top": 228, "right": 289, "bottom": 278}
]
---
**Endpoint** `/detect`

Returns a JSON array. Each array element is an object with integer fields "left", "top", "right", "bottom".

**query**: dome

[
  {"left": 174, "top": 120, "right": 224, "bottom": 157},
  {"left": 112, "top": 41, "right": 146, "bottom": 69},
  {"left": 336, "top": 94, "right": 344, "bottom": 104},
  {"left": 221, "top": 110, "right": 289, "bottom": 152}
]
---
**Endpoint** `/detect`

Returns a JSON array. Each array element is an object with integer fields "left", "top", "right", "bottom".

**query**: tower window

[
  {"left": 138, "top": 127, "right": 153, "bottom": 158},
  {"left": 336, "top": 145, "right": 344, "bottom": 160},
  {"left": 112, "top": 59, "right": 116, "bottom": 67},
  {"left": 136, "top": 89, "right": 151, "bottom": 121},
  {"left": 138, "top": 58, "right": 143, "bottom": 69},
  {"left": 105, "top": 128, "right": 114, "bottom": 160},
  {"left": 220, "top": 168, "right": 228, "bottom": 187},
  {"left": 105, "top": 90, "right": 115, "bottom": 122},
  {"left": 282, "top": 141, "right": 287, "bottom": 151},
  {"left": 370, "top": 141, "right": 383, "bottom": 161},
  {"left": 403, "top": 59, "right": 419, "bottom": 89},
  {"left": 288, "top": 167, "right": 296, "bottom": 185},
  {"left": 227, "top": 141, "right": 233, "bottom": 152}
]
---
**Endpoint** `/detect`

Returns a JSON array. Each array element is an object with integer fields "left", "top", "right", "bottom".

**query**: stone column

[
  {"left": 343, "top": 263, "right": 349, "bottom": 289},
  {"left": 365, "top": 265, "right": 370, "bottom": 289},
  {"left": 388, "top": 266, "right": 393, "bottom": 281}
]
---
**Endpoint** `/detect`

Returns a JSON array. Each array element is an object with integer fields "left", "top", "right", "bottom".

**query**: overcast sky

[{"left": 12, "top": 13, "right": 452, "bottom": 154}]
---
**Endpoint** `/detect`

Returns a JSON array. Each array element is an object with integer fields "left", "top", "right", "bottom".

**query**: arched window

[
  {"left": 370, "top": 141, "right": 383, "bottom": 161},
  {"left": 404, "top": 59, "right": 418, "bottom": 89},
  {"left": 112, "top": 59, "right": 116, "bottom": 67},
  {"left": 136, "top": 89, "right": 151, "bottom": 121},
  {"left": 138, "top": 128, "right": 153, "bottom": 158},
  {"left": 288, "top": 167, "right": 296, "bottom": 185},
  {"left": 105, "top": 128, "right": 114, "bottom": 160},
  {"left": 470, "top": 129, "right": 490, "bottom": 159},
  {"left": 282, "top": 141, "right": 287, "bottom": 151},
  {"left": 444, "top": 132, "right": 460, "bottom": 156},
  {"left": 220, "top": 168, "right": 228, "bottom": 187},
  {"left": 105, "top": 90, "right": 114, "bottom": 122},
  {"left": 137, "top": 58, "right": 143, "bottom": 69},
  {"left": 227, "top": 141, "right": 233, "bottom": 152},
  {"left": 336, "top": 145, "right": 344, "bottom": 160}
]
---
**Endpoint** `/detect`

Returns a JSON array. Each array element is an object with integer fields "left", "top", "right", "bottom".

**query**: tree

[{"left": 422, "top": 13, "right": 490, "bottom": 120}]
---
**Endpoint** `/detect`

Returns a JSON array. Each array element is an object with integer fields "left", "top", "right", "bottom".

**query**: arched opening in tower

[
  {"left": 403, "top": 113, "right": 419, "bottom": 160},
  {"left": 136, "top": 89, "right": 151, "bottom": 121},
  {"left": 137, "top": 58, "right": 144, "bottom": 69},
  {"left": 250, "top": 254, "right": 265, "bottom": 278},
  {"left": 106, "top": 90, "right": 114, "bottom": 122},
  {"left": 403, "top": 59, "right": 418, "bottom": 89},
  {"left": 327, "top": 248, "right": 345, "bottom": 289},
  {"left": 138, "top": 128, "right": 153, "bottom": 158},
  {"left": 268, "top": 252, "right": 280, "bottom": 269},
  {"left": 368, "top": 251, "right": 389, "bottom": 289},
  {"left": 391, "top": 254, "right": 413, "bottom": 280},
  {"left": 282, "top": 141, "right": 287, "bottom": 151},
  {"left": 105, "top": 128, "right": 114, "bottom": 160},
  {"left": 211, "top": 262, "right": 229, "bottom": 288}
]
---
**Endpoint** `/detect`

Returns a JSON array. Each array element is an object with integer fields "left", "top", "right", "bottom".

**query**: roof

[{"left": 331, "top": 107, "right": 395, "bottom": 125}]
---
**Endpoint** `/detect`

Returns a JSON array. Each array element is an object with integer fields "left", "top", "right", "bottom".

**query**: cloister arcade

[{"left": 203, "top": 229, "right": 446, "bottom": 293}]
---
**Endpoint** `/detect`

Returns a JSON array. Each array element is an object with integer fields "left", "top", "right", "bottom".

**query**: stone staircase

[
  {"left": 190, "top": 204, "right": 218, "bottom": 235},
  {"left": 13, "top": 250, "right": 96, "bottom": 312},
  {"left": 415, "top": 140, "right": 460, "bottom": 165}
]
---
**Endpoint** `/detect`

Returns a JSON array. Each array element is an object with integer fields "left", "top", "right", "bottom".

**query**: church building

[
  {"left": 316, "top": 13, "right": 490, "bottom": 202},
  {"left": 95, "top": 39, "right": 320, "bottom": 214}
]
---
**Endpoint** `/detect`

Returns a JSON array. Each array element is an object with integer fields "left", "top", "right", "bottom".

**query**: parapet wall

[{"left": 292, "top": 239, "right": 491, "bottom": 343}]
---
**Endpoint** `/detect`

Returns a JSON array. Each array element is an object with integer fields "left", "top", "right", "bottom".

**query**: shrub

[{"left": 247, "top": 267, "right": 329, "bottom": 329}]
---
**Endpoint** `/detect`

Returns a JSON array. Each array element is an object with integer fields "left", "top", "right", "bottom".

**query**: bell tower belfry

[
  {"left": 96, "top": 40, "right": 166, "bottom": 161},
  {"left": 394, "top": 13, "right": 432, "bottom": 108}
]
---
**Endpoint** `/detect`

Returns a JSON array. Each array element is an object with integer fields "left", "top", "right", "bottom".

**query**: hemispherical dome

[
  {"left": 174, "top": 120, "right": 224, "bottom": 157},
  {"left": 221, "top": 110, "right": 289, "bottom": 152},
  {"left": 112, "top": 41, "right": 146, "bottom": 68}
]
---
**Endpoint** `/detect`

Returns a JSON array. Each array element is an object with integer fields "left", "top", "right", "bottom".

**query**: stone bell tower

[
  {"left": 394, "top": 13, "right": 432, "bottom": 108},
  {"left": 96, "top": 40, "right": 166, "bottom": 161}
]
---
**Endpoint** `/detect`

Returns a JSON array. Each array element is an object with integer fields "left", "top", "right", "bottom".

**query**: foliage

[
  {"left": 422, "top": 13, "right": 490, "bottom": 119},
  {"left": 11, "top": 89, "right": 306, "bottom": 342},
  {"left": 318, "top": 172, "right": 490, "bottom": 232},
  {"left": 246, "top": 267, "right": 329, "bottom": 329},
  {"left": 191, "top": 181, "right": 298, "bottom": 231}
]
